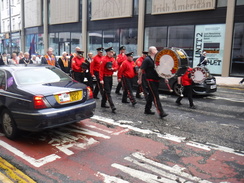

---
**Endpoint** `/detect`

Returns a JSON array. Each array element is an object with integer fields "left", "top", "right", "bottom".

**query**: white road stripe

[
  {"left": 131, "top": 152, "right": 212, "bottom": 183},
  {"left": 92, "top": 115, "right": 244, "bottom": 156},
  {"left": 112, "top": 163, "right": 176, "bottom": 183},
  {"left": 96, "top": 172, "right": 130, "bottom": 183},
  {"left": 0, "top": 140, "right": 60, "bottom": 167},
  {"left": 206, "top": 96, "right": 244, "bottom": 103}
]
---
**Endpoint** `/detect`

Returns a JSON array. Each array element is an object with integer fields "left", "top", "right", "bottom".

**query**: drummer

[{"left": 137, "top": 46, "right": 168, "bottom": 119}]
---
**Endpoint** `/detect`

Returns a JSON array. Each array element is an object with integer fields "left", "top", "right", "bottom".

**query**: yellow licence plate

[{"left": 55, "top": 91, "right": 82, "bottom": 104}]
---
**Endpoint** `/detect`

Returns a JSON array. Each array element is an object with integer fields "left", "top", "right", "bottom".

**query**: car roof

[{"left": 0, "top": 64, "right": 54, "bottom": 72}]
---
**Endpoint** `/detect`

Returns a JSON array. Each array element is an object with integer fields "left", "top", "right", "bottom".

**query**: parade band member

[
  {"left": 72, "top": 50, "right": 86, "bottom": 83},
  {"left": 84, "top": 52, "right": 94, "bottom": 91},
  {"left": 41, "top": 47, "right": 60, "bottom": 68},
  {"left": 115, "top": 46, "right": 127, "bottom": 95},
  {"left": 118, "top": 52, "right": 137, "bottom": 106},
  {"left": 175, "top": 66, "right": 196, "bottom": 109},
  {"left": 58, "top": 52, "right": 71, "bottom": 74},
  {"left": 138, "top": 46, "right": 168, "bottom": 119},
  {"left": 19, "top": 52, "right": 33, "bottom": 64},
  {"left": 90, "top": 47, "right": 104, "bottom": 99},
  {"left": 135, "top": 51, "right": 148, "bottom": 99},
  {"left": 99, "top": 47, "right": 118, "bottom": 113}
]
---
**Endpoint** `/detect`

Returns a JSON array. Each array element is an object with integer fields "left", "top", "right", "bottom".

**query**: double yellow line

[{"left": 0, "top": 157, "right": 36, "bottom": 183}]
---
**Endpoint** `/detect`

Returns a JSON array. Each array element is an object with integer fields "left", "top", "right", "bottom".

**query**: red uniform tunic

[
  {"left": 99, "top": 55, "right": 118, "bottom": 81},
  {"left": 181, "top": 67, "right": 193, "bottom": 86},
  {"left": 135, "top": 56, "right": 144, "bottom": 67},
  {"left": 90, "top": 54, "right": 103, "bottom": 75},
  {"left": 72, "top": 56, "right": 85, "bottom": 72},
  {"left": 116, "top": 53, "right": 127, "bottom": 67},
  {"left": 118, "top": 60, "right": 136, "bottom": 79}
]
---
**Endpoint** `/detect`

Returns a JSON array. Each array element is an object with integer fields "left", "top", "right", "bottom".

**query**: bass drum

[
  {"left": 154, "top": 47, "right": 189, "bottom": 79},
  {"left": 191, "top": 66, "right": 209, "bottom": 84}
]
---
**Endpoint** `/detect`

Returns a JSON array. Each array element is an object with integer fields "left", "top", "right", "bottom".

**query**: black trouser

[
  {"left": 115, "top": 81, "right": 122, "bottom": 93},
  {"left": 176, "top": 85, "right": 194, "bottom": 106},
  {"left": 136, "top": 74, "right": 148, "bottom": 99},
  {"left": 121, "top": 77, "right": 136, "bottom": 104},
  {"left": 85, "top": 72, "right": 94, "bottom": 91},
  {"left": 93, "top": 71, "right": 104, "bottom": 97},
  {"left": 146, "top": 80, "right": 166, "bottom": 116},
  {"left": 73, "top": 72, "right": 85, "bottom": 83},
  {"left": 101, "top": 76, "right": 115, "bottom": 109}
]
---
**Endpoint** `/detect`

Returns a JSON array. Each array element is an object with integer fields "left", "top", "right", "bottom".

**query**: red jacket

[
  {"left": 118, "top": 60, "right": 136, "bottom": 79},
  {"left": 72, "top": 56, "right": 85, "bottom": 72},
  {"left": 99, "top": 55, "right": 118, "bottom": 81},
  {"left": 181, "top": 67, "right": 193, "bottom": 86},
  {"left": 135, "top": 56, "right": 144, "bottom": 67},
  {"left": 90, "top": 54, "right": 103, "bottom": 75},
  {"left": 116, "top": 53, "right": 127, "bottom": 67}
]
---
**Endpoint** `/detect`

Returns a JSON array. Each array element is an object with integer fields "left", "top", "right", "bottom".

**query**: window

[
  {"left": 217, "top": 0, "right": 227, "bottom": 7},
  {"left": 237, "top": 0, "right": 244, "bottom": 5},
  {"left": 230, "top": 23, "right": 244, "bottom": 76},
  {"left": 120, "top": 28, "right": 138, "bottom": 54},
  {"left": 0, "top": 70, "right": 6, "bottom": 90},
  {"left": 88, "top": 31, "right": 103, "bottom": 53},
  {"left": 103, "top": 30, "right": 119, "bottom": 53},
  {"left": 144, "top": 26, "right": 167, "bottom": 51}
]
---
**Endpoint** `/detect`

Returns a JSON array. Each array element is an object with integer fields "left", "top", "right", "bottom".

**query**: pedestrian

[
  {"left": 115, "top": 46, "right": 127, "bottom": 95},
  {"left": 175, "top": 66, "right": 196, "bottom": 109},
  {"left": 18, "top": 51, "right": 24, "bottom": 60},
  {"left": 31, "top": 55, "right": 41, "bottom": 64},
  {"left": 90, "top": 47, "right": 104, "bottom": 99},
  {"left": 41, "top": 47, "right": 60, "bottom": 68},
  {"left": 135, "top": 51, "right": 149, "bottom": 99},
  {"left": 10, "top": 52, "right": 19, "bottom": 64},
  {"left": 198, "top": 51, "right": 208, "bottom": 66},
  {"left": 84, "top": 52, "right": 94, "bottom": 91},
  {"left": 58, "top": 51, "right": 71, "bottom": 74},
  {"left": 19, "top": 52, "right": 33, "bottom": 64},
  {"left": 1, "top": 53, "right": 9, "bottom": 65},
  {"left": 138, "top": 46, "right": 168, "bottom": 119},
  {"left": 71, "top": 50, "right": 86, "bottom": 83},
  {"left": 118, "top": 52, "right": 137, "bottom": 106},
  {"left": 99, "top": 47, "right": 118, "bottom": 113},
  {"left": 239, "top": 78, "right": 244, "bottom": 85}
]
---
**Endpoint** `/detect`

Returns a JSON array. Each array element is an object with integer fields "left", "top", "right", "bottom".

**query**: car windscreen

[{"left": 14, "top": 67, "right": 72, "bottom": 85}]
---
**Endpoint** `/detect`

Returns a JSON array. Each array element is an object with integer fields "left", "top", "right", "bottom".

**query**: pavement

[{"left": 215, "top": 76, "right": 244, "bottom": 88}]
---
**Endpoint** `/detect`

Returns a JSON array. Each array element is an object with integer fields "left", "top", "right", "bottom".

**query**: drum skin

[
  {"left": 154, "top": 48, "right": 189, "bottom": 79},
  {"left": 191, "top": 66, "right": 209, "bottom": 84}
]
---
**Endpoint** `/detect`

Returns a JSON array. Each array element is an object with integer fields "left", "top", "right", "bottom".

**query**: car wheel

[
  {"left": 1, "top": 109, "right": 18, "bottom": 139},
  {"left": 173, "top": 82, "right": 183, "bottom": 96}
]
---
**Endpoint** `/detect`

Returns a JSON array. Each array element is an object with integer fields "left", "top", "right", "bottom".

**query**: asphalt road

[{"left": 0, "top": 83, "right": 243, "bottom": 182}]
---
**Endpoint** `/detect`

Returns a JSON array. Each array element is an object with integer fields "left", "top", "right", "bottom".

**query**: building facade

[{"left": 0, "top": 0, "right": 243, "bottom": 77}]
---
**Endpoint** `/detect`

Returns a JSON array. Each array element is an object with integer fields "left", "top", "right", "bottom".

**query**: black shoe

[
  {"left": 144, "top": 111, "right": 155, "bottom": 115},
  {"left": 122, "top": 101, "right": 130, "bottom": 103},
  {"left": 176, "top": 101, "right": 182, "bottom": 106},
  {"left": 112, "top": 107, "right": 116, "bottom": 113},
  {"left": 132, "top": 102, "right": 137, "bottom": 106},
  {"left": 160, "top": 113, "right": 168, "bottom": 118},
  {"left": 101, "top": 105, "right": 109, "bottom": 108},
  {"left": 190, "top": 105, "right": 196, "bottom": 109},
  {"left": 116, "top": 92, "right": 122, "bottom": 95}
]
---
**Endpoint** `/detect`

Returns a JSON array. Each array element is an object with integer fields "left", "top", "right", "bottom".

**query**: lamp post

[{"left": 9, "top": 0, "right": 12, "bottom": 54}]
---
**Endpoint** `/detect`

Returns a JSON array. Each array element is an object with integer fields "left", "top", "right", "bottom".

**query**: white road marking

[
  {"left": 92, "top": 115, "right": 244, "bottom": 156},
  {"left": 0, "top": 140, "right": 60, "bottom": 168},
  {"left": 206, "top": 96, "right": 244, "bottom": 103},
  {"left": 96, "top": 172, "right": 130, "bottom": 183}
]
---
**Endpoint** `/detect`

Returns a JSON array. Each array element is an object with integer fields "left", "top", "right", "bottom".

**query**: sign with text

[
  {"left": 193, "top": 24, "right": 226, "bottom": 75},
  {"left": 91, "top": 0, "right": 133, "bottom": 20},
  {"left": 152, "top": 0, "right": 216, "bottom": 14}
]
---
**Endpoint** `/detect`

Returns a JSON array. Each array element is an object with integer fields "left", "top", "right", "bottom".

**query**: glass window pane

[
  {"left": 146, "top": 0, "right": 152, "bottom": 14},
  {"left": 231, "top": 23, "right": 244, "bottom": 76},
  {"left": 237, "top": 0, "right": 244, "bottom": 5},
  {"left": 168, "top": 25, "right": 194, "bottom": 66},
  {"left": 217, "top": 0, "right": 227, "bottom": 7},
  {"left": 144, "top": 26, "right": 167, "bottom": 51},
  {"left": 103, "top": 30, "right": 119, "bottom": 54},
  {"left": 49, "top": 33, "right": 59, "bottom": 55},
  {"left": 71, "top": 32, "right": 82, "bottom": 53},
  {"left": 134, "top": 0, "right": 139, "bottom": 15},
  {"left": 88, "top": 31, "right": 102, "bottom": 53},
  {"left": 120, "top": 28, "right": 138, "bottom": 54}
]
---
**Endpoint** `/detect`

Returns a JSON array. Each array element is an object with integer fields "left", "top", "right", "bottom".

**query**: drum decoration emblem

[
  {"left": 191, "top": 67, "right": 207, "bottom": 84},
  {"left": 155, "top": 49, "right": 179, "bottom": 79}
]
